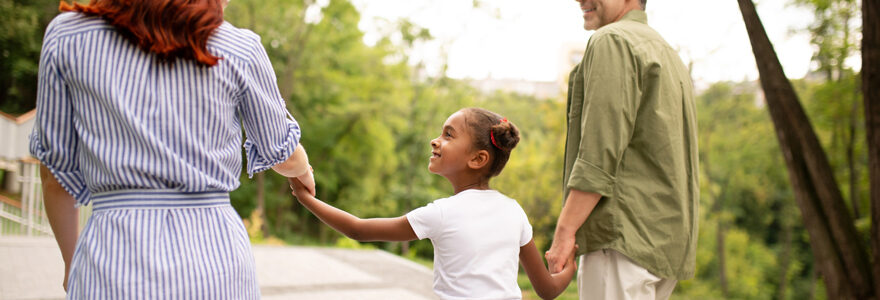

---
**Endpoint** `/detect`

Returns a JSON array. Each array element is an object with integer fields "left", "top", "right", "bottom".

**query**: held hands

[
  {"left": 545, "top": 243, "right": 577, "bottom": 299},
  {"left": 559, "top": 244, "right": 578, "bottom": 275},
  {"left": 289, "top": 165, "right": 315, "bottom": 197},
  {"left": 545, "top": 235, "right": 577, "bottom": 274},
  {"left": 288, "top": 173, "right": 313, "bottom": 201}
]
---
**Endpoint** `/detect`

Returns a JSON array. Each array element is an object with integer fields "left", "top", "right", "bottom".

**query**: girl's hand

[
  {"left": 545, "top": 235, "right": 576, "bottom": 274},
  {"left": 561, "top": 244, "right": 578, "bottom": 273},
  {"left": 293, "top": 166, "right": 316, "bottom": 196},
  {"left": 288, "top": 176, "right": 313, "bottom": 201}
]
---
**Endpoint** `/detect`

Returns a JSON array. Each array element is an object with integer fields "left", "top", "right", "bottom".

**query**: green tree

[
  {"left": 675, "top": 81, "right": 814, "bottom": 300},
  {"left": 793, "top": 0, "right": 860, "bottom": 81},
  {"left": 737, "top": 0, "right": 874, "bottom": 298},
  {"left": 795, "top": 0, "right": 866, "bottom": 221},
  {"left": 0, "top": 0, "right": 59, "bottom": 114}
]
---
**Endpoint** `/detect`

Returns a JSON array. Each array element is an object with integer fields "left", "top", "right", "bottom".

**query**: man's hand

[
  {"left": 560, "top": 244, "right": 578, "bottom": 274},
  {"left": 546, "top": 188, "right": 602, "bottom": 273},
  {"left": 546, "top": 234, "right": 577, "bottom": 274}
]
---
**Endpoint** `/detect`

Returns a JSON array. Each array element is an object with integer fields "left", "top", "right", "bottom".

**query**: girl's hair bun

[
  {"left": 460, "top": 108, "right": 521, "bottom": 178},
  {"left": 490, "top": 119, "right": 520, "bottom": 152}
]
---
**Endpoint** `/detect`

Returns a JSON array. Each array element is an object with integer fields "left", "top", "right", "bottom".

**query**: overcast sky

[{"left": 349, "top": 0, "right": 861, "bottom": 89}]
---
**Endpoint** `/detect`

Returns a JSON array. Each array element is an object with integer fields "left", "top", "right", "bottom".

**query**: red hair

[{"left": 60, "top": 0, "right": 225, "bottom": 66}]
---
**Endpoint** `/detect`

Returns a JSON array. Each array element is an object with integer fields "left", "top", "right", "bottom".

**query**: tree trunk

[
  {"left": 736, "top": 0, "right": 874, "bottom": 299},
  {"left": 863, "top": 0, "right": 880, "bottom": 291},
  {"left": 848, "top": 96, "right": 860, "bottom": 219}
]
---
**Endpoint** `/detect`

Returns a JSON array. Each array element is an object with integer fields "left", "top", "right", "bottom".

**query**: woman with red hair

[{"left": 30, "top": 0, "right": 314, "bottom": 297}]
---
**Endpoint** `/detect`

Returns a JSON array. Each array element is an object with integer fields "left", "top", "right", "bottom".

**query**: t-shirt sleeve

[
  {"left": 406, "top": 201, "right": 443, "bottom": 240},
  {"left": 519, "top": 208, "right": 533, "bottom": 247}
]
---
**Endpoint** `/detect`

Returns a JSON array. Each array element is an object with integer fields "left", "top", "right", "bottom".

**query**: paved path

[{"left": 0, "top": 237, "right": 436, "bottom": 299}]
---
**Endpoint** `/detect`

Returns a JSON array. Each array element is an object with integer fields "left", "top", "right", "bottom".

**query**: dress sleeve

[
  {"left": 566, "top": 33, "right": 640, "bottom": 197},
  {"left": 406, "top": 201, "right": 443, "bottom": 240},
  {"left": 29, "top": 21, "right": 90, "bottom": 206},
  {"left": 238, "top": 36, "right": 301, "bottom": 177}
]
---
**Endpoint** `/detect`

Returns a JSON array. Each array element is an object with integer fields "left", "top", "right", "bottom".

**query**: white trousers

[{"left": 577, "top": 249, "right": 677, "bottom": 300}]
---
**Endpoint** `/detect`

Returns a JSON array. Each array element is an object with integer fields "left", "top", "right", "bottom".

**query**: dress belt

[{"left": 89, "top": 189, "right": 230, "bottom": 211}]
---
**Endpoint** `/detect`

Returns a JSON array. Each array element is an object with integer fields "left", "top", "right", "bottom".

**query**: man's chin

[{"left": 584, "top": 22, "right": 599, "bottom": 31}]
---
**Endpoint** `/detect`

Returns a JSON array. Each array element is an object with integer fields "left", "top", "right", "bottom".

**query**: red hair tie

[{"left": 490, "top": 117, "right": 508, "bottom": 149}]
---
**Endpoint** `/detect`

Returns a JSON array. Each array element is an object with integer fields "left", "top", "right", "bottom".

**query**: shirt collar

[{"left": 620, "top": 9, "right": 648, "bottom": 24}]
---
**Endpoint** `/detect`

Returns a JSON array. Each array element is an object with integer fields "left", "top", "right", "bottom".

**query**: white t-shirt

[{"left": 406, "top": 189, "right": 533, "bottom": 300}]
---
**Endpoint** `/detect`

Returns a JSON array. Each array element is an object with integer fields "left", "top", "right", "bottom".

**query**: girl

[{"left": 289, "top": 108, "right": 576, "bottom": 300}]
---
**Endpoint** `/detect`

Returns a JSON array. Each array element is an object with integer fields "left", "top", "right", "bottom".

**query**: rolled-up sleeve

[
  {"left": 29, "top": 29, "right": 90, "bottom": 206},
  {"left": 566, "top": 34, "right": 639, "bottom": 197},
  {"left": 238, "top": 36, "right": 301, "bottom": 177}
]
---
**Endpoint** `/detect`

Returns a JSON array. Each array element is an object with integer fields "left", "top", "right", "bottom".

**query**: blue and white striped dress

[{"left": 29, "top": 12, "right": 300, "bottom": 299}]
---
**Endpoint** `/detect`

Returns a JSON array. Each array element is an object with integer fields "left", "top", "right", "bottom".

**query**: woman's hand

[
  {"left": 40, "top": 165, "right": 79, "bottom": 292},
  {"left": 63, "top": 265, "right": 70, "bottom": 291},
  {"left": 287, "top": 172, "right": 315, "bottom": 202},
  {"left": 271, "top": 144, "right": 312, "bottom": 180},
  {"left": 295, "top": 166, "right": 316, "bottom": 196}
]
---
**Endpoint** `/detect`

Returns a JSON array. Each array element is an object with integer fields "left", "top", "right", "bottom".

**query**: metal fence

[{"left": 0, "top": 162, "right": 91, "bottom": 237}]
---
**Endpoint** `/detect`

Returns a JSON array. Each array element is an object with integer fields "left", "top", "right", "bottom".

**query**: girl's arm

[
  {"left": 289, "top": 178, "right": 417, "bottom": 242},
  {"left": 40, "top": 165, "right": 79, "bottom": 291},
  {"left": 520, "top": 239, "right": 577, "bottom": 300}
]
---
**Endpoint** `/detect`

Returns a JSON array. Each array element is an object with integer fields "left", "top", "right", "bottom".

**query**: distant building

[
  {"left": 558, "top": 42, "right": 585, "bottom": 85},
  {"left": 1, "top": 109, "right": 81, "bottom": 237},
  {"left": 466, "top": 77, "right": 561, "bottom": 100},
  {"left": 0, "top": 109, "right": 36, "bottom": 194},
  {"left": 465, "top": 42, "right": 587, "bottom": 100}
]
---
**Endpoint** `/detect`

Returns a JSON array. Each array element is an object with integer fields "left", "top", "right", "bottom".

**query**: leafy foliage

[
  {"left": 0, "top": 0, "right": 59, "bottom": 114},
  {"left": 4, "top": 1, "right": 869, "bottom": 298}
]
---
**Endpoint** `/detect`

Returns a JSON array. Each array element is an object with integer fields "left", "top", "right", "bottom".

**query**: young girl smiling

[{"left": 289, "top": 108, "right": 576, "bottom": 299}]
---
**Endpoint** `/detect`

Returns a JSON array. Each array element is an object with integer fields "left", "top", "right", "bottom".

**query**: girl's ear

[{"left": 468, "top": 149, "right": 490, "bottom": 170}]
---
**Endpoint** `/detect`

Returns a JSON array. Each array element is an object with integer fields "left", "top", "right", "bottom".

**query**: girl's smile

[{"left": 428, "top": 111, "right": 474, "bottom": 177}]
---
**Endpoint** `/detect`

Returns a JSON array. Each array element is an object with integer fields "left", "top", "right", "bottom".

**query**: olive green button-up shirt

[{"left": 563, "top": 10, "right": 699, "bottom": 280}]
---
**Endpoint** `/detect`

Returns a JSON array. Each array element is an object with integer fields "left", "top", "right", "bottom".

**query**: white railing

[{"left": 0, "top": 161, "right": 91, "bottom": 237}]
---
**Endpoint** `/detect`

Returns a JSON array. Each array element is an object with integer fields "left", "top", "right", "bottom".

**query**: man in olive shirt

[{"left": 544, "top": 0, "right": 699, "bottom": 299}]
